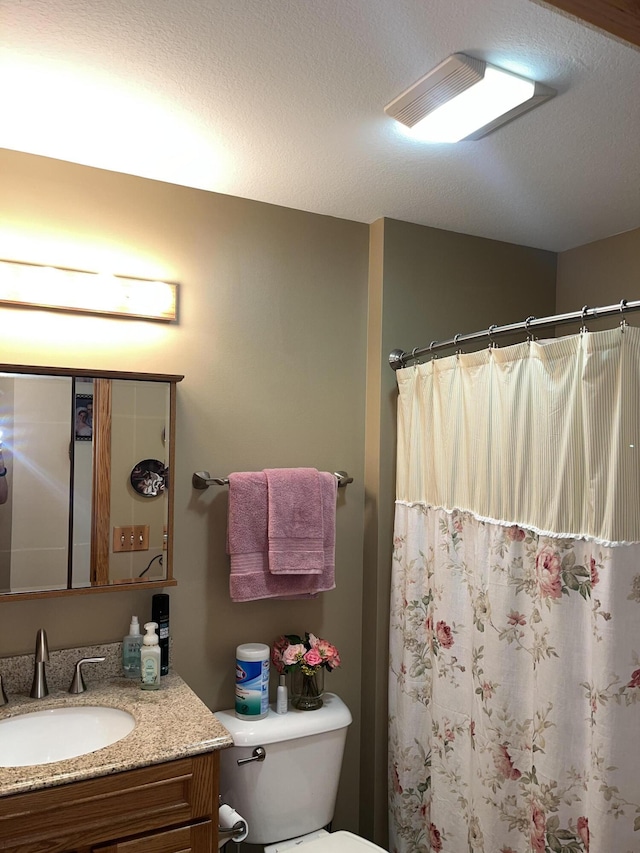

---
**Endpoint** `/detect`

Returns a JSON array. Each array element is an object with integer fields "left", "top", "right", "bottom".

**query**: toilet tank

[{"left": 215, "top": 692, "right": 352, "bottom": 845}]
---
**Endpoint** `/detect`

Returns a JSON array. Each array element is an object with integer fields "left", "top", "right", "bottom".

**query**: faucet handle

[
  {"left": 68, "top": 657, "right": 106, "bottom": 694},
  {"left": 34, "top": 628, "right": 49, "bottom": 663},
  {"left": 0, "top": 674, "right": 8, "bottom": 706}
]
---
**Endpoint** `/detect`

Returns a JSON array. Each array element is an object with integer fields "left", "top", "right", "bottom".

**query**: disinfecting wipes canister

[{"left": 235, "top": 643, "right": 270, "bottom": 720}]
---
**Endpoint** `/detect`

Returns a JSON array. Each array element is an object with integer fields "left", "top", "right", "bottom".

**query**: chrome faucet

[{"left": 30, "top": 628, "right": 49, "bottom": 699}]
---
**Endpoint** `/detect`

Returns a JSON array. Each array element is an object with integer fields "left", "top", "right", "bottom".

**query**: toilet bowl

[{"left": 215, "top": 693, "right": 386, "bottom": 852}]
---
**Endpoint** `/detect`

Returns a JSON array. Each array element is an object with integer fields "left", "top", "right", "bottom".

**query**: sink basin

[{"left": 0, "top": 706, "right": 135, "bottom": 767}]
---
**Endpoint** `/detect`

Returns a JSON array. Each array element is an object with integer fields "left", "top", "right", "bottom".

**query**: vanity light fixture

[
  {"left": 0, "top": 259, "right": 178, "bottom": 321},
  {"left": 384, "top": 53, "right": 556, "bottom": 143}
]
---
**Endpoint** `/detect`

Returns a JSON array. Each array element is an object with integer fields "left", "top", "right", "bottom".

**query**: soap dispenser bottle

[
  {"left": 123, "top": 615, "right": 143, "bottom": 679},
  {"left": 140, "top": 622, "right": 161, "bottom": 690}
]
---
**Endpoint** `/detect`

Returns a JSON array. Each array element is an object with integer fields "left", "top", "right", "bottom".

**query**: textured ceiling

[{"left": 1, "top": 0, "right": 639, "bottom": 251}]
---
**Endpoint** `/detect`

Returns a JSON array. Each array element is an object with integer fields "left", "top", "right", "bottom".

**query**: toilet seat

[
  {"left": 286, "top": 830, "right": 386, "bottom": 852},
  {"left": 264, "top": 829, "right": 331, "bottom": 851}
]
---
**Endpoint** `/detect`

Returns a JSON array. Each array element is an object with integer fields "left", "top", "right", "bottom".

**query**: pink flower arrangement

[{"left": 272, "top": 632, "right": 341, "bottom": 677}]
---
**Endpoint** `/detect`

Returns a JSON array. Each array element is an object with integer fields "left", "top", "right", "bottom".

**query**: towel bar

[{"left": 192, "top": 470, "right": 354, "bottom": 490}]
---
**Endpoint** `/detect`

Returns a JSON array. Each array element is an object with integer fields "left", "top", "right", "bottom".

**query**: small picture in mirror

[{"left": 74, "top": 393, "right": 93, "bottom": 441}]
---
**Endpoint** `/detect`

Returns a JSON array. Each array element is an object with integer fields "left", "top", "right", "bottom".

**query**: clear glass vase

[{"left": 290, "top": 667, "right": 324, "bottom": 710}]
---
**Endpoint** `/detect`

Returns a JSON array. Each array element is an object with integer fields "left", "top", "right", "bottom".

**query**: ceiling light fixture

[
  {"left": 0, "top": 259, "right": 178, "bottom": 321},
  {"left": 385, "top": 53, "right": 556, "bottom": 143}
]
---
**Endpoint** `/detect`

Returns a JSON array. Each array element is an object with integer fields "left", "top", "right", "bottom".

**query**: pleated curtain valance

[{"left": 395, "top": 325, "right": 640, "bottom": 544}]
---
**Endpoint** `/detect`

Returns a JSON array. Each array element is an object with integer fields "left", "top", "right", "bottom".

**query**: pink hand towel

[
  {"left": 226, "top": 471, "right": 268, "bottom": 574},
  {"left": 227, "top": 471, "right": 329, "bottom": 602},
  {"left": 265, "top": 467, "right": 324, "bottom": 574}
]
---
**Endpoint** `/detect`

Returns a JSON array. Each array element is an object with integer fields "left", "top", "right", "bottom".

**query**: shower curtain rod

[{"left": 389, "top": 298, "right": 640, "bottom": 370}]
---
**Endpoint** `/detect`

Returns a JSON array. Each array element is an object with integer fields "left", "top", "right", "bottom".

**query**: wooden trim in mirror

[
  {"left": 539, "top": 0, "right": 640, "bottom": 47},
  {"left": 91, "top": 378, "right": 112, "bottom": 585}
]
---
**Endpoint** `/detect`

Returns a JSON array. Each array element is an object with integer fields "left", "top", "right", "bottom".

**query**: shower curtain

[{"left": 388, "top": 327, "right": 640, "bottom": 853}]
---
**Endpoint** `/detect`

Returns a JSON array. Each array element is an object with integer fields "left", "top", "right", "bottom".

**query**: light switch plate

[{"left": 112, "top": 525, "right": 150, "bottom": 552}]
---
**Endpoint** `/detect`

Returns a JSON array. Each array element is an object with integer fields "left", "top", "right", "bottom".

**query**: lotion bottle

[
  {"left": 276, "top": 674, "right": 288, "bottom": 714},
  {"left": 122, "top": 615, "right": 143, "bottom": 679},
  {"left": 140, "top": 622, "right": 161, "bottom": 690}
]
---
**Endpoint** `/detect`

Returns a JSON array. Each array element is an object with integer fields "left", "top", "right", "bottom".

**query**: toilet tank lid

[{"left": 214, "top": 692, "right": 352, "bottom": 747}]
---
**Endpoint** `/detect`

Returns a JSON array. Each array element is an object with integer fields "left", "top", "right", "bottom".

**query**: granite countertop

[{"left": 0, "top": 647, "right": 233, "bottom": 798}]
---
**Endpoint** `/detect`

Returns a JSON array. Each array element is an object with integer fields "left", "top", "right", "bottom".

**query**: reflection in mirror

[
  {"left": 0, "top": 366, "right": 181, "bottom": 599},
  {"left": 107, "top": 379, "right": 170, "bottom": 585},
  {"left": 0, "top": 373, "right": 73, "bottom": 594}
]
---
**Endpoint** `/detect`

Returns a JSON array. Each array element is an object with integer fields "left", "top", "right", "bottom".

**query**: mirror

[{"left": 0, "top": 365, "right": 182, "bottom": 599}]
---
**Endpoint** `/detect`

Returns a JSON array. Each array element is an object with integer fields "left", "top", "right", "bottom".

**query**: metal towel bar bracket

[{"left": 192, "top": 469, "right": 353, "bottom": 490}]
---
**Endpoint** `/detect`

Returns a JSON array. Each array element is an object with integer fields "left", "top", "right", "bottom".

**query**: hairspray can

[
  {"left": 151, "top": 593, "right": 170, "bottom": 676},
  {"left": 235, "top": 643, "right": 270, "bottom": 720}
]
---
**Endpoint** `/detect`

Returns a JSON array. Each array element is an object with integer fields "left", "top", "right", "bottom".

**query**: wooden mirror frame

[{"left": 0, "top": 363, "right": 183, "bottom": 601}]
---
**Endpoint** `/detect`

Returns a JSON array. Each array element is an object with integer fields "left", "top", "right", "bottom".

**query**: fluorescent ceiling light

[
  {"left": 385, "top": 53, "right": 555, "bottom": 142},
  {"left": 0, "top": 259, "right": 178, "bottom": 321}
]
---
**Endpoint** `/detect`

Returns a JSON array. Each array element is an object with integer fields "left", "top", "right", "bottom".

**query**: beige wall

[
  {"left": 557, "top": 227, "right": 640, "bottom": 323},
  {"left": 0, "top": 148, "right": 369, "bottom": 835}
]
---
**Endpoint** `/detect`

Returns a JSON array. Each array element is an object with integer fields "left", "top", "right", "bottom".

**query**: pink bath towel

[
  {"left": 226, "top": 470, "right": 337, "bottom": 602},
  {"left": 265, "top": 467, "right": 324, "bottom": 574}
]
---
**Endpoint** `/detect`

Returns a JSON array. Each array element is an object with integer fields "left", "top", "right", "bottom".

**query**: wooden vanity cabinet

[
  {"left": 93, "top": 821, "right": 213, "bottom": 853},
  {"left": 0, "top": 751, "right": 219, "bottom": 853}
]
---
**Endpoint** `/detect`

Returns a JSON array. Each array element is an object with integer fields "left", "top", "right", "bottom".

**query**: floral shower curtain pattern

[{"left": 388, "top": 327, "right": 640, "bottom": 853}]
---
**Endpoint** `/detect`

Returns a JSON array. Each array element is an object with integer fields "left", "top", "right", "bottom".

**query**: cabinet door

[
  {"left": 94, "top": 820, "right": 212, "bottom": 853},
  {"left": 0, "top": 753, "right": 218, "bottom": 852}
]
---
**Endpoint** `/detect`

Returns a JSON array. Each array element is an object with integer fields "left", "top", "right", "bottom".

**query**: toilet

[{"left": 215, "top": 693, "right": 386, "bottom": 851}]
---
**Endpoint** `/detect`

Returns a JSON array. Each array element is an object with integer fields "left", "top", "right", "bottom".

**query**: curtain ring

[
  {"left": 620, "top": 298, "right": 628, "bottom": 332},
  {"left": 453, "top": 333, "right": 463, "bottom": 356},
  {"left": 429, "top": 340, "right": 438, "bottom": 361},
  {"left": 488, "top": 324, "right": 498, "bottom": 349},
  {"left": 524, "top": 315, "right": 536, "bottom": 342},
  {"left": 411, "top": 347, "right": 420, "bottom": 369},
  {"left": 580, "top": 305, "right": 589, "bottom": 334}
]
